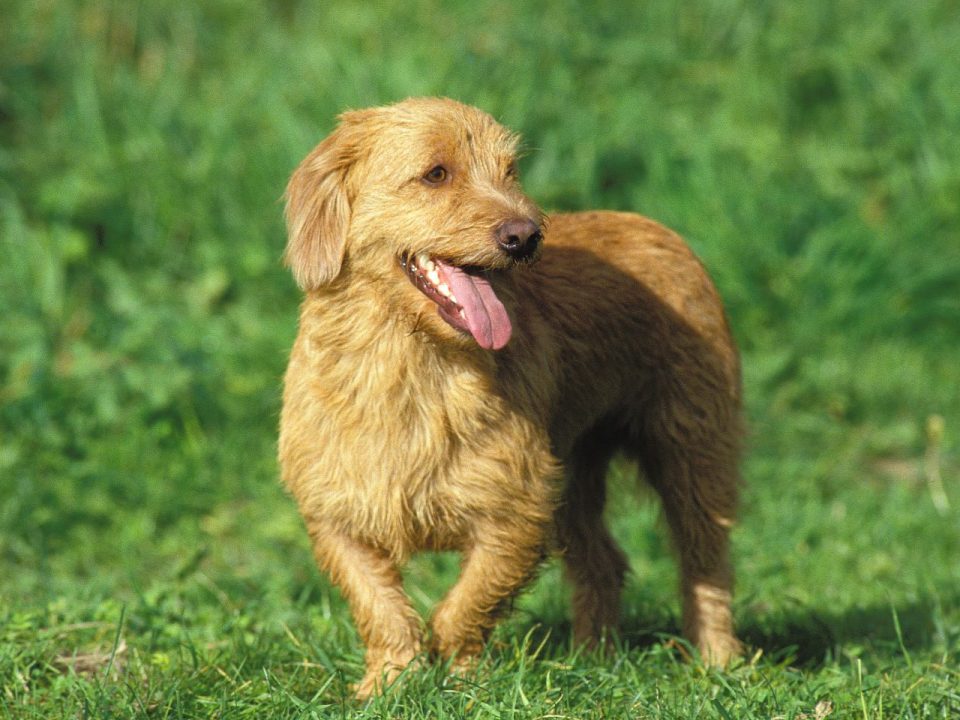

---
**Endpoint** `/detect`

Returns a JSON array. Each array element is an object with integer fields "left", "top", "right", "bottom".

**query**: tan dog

[{"left": 279, "top": 97, "right": 742, "bottom": 697}]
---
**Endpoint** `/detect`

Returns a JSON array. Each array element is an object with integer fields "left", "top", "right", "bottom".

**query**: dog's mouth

[{"left": 399, "top": 252, "right": 512, "bottom": 350}]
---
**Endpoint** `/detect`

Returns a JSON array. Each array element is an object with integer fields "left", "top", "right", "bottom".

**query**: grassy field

[{"left": 2, "top": 0, "right": 959, "bottom": 717}]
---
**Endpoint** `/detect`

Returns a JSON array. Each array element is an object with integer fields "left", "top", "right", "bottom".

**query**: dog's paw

[
  {"left": 353, "top": 650, "right": 422, "bottom": 700},
  {"left": 698, "top": 633, "right": 743, "bottom": 669}
]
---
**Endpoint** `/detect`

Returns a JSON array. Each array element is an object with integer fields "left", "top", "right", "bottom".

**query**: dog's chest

[
  {"left": 302, "top": 350, "right": 514, "bottom": 512},
  {"left": 283, "top": 324, "right": 560, "bottom": 555}
]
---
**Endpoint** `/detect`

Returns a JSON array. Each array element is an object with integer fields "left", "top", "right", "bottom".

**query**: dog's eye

[
  {"left": 505, "top": 162, "right": 518, "bottom": 179},
  {"left": 423, "top": 165, "right": 448, "bottom": 185}
]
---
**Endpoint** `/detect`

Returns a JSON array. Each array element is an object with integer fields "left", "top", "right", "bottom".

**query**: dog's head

[{"left": 284, "top": 97, "right": 544, "bottom": 350}]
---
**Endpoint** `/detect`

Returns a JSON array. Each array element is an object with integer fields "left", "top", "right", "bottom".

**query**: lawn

[{"left": 1, "top": 1, "right": 958, "bottom": 717}]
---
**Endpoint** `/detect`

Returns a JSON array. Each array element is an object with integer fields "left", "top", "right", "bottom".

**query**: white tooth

[
  {"left": 426, "top": 269, "right": 441, "bottom": 285},
  {"left": 416, "top": 252, "right": 430, "bottom": 267},
  {"left": 437, "top": 282, "right": 451, "bottom": 297},
  {"left": 424, "top": 259, "right": 436, "bottom": 271}
]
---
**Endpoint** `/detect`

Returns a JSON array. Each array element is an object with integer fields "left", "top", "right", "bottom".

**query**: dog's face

[{"left": 284, "top": 98, "right": 544, "bottom": 350}]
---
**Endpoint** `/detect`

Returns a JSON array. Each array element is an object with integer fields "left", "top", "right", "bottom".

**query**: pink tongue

[{"left": 436, "top": 260, "right": 512, "bottom": 350}]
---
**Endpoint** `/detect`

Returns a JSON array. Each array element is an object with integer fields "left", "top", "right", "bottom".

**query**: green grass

[{"left": 2, "top": 0, "right": 959, "bottom": 717}]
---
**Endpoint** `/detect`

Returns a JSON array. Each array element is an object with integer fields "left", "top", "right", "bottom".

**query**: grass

[{"left": 1, "top": 0, "right": 959, "bottom": 717}]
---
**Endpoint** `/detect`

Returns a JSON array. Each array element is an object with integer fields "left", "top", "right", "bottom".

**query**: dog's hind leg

[
  {"left": 640, "top": 420, "right": 741, "bottom": 666},
  {"left": 557, "top": 441, "right": 630, "bottom": 648},
  {"left": 308, "top": 525, "right": 423, "bottom": 698}
]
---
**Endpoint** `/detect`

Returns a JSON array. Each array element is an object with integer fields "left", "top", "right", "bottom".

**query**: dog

[{"left": 279, "top": 97, "right": 742, "bottom": 697}]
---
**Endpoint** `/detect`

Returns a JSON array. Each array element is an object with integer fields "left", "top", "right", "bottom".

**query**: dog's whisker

[{"left": 407, "top": 312, "right": 424, "bottom": 337}]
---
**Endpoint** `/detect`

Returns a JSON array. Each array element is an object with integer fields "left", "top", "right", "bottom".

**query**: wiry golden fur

[{"left": 279, "top": 97, "right": 742, "bottom": 697}]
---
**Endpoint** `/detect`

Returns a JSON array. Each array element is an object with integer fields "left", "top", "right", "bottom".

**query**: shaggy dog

[{"left": 279, "top": 97, "right": 742, "bottom": 697}]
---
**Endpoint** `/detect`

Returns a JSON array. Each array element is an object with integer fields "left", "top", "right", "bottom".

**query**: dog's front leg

[
  {"left": 429, "top": 530, "right": 546, "bottom": 669},
  {"left": 308, "top": 524, "right": 423, "bottom": 698}
]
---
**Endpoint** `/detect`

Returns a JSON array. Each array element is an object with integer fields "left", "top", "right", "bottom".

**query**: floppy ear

[{"left": 283, "top": 116, "right": 365, "bottom": 290}]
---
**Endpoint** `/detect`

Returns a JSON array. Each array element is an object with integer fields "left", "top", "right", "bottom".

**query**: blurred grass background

[{"left": 1, "top": 0, "right": 958, "bottom": 716}]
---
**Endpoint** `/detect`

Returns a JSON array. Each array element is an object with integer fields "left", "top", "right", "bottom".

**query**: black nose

[{"left": 495, "top": 218, "right": 542, "bottom": 260}]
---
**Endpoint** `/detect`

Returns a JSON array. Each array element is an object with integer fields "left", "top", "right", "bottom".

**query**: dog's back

[{"left": 505, "top": 210, "right": 740, "bottom": 457}]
